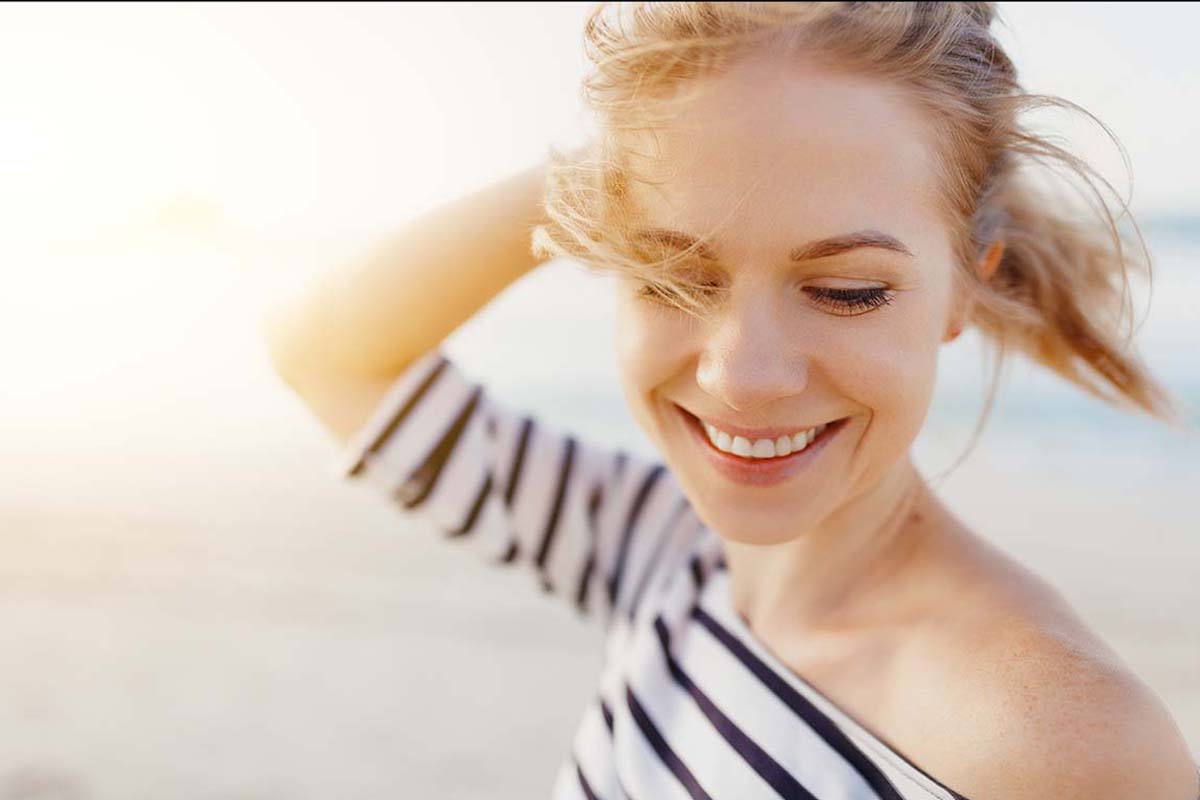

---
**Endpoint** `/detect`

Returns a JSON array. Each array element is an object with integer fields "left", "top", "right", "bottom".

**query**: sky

[
  {"left": 0, "top": 2, "right": 1196, "bottom": 462},
  {"left": 0, "top": 1, "right": 1197, "bottom": 254}
]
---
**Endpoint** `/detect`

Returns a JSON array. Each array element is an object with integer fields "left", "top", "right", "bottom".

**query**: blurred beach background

[{"left": 1, "top": 3, "right": 1196, "bottom": 798}]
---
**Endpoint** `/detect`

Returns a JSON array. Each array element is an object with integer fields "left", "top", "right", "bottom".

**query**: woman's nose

[{"left": 695, "top": 304, "right": 810, "bottom": 415}]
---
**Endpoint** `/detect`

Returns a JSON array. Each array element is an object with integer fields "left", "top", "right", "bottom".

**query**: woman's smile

[{"left": 673, "top": 402, "right": 851, "bottom": 488}]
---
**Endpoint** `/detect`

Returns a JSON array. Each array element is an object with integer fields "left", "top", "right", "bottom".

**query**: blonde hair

[{"left": 531, "top": 2, "right": 1192, "bottom": 471}]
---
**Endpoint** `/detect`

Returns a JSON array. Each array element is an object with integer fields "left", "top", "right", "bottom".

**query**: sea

[{"left": 0, "top": 217, "right": 1194, "bottom": 798}]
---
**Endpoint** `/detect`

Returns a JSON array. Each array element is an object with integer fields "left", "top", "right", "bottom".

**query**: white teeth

[
  {"left": 701, "top": 418, "right": 833, "bottom": 459},
  {"left": 751, "top": 439, "right": 776, "bottom": 458}
]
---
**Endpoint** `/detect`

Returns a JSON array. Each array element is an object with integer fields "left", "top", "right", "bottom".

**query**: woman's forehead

[
  {"left": 618, "top": 54, "right": 947, "bottom": 241},
  {"left": 621, "top": 146, "right": 947, "bottom": 274}
]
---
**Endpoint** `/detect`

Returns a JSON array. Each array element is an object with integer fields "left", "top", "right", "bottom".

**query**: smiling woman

[{"left": 264, "top": 3, "right": 1199, "bottom": 799}]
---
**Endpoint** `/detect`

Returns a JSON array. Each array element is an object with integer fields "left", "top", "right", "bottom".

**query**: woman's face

[{"left": 613, "top": 53, "right": 965, "bottom": 545}]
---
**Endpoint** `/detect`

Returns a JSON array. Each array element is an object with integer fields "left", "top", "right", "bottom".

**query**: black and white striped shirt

[{"left": 336, "top": 348, "right": 973, "bottom": 800}]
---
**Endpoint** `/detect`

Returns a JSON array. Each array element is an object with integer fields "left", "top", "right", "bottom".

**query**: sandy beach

[
  {"left": 1, "top": 402, "right": 1196, "bottom": 799},
  {"left": 1, "top": 229, "right": 1196, "bottom": 799}
]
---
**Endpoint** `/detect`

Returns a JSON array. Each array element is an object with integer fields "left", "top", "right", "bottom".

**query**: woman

[{"left": 263, "top": 3, "right": 1198, "bottom": 798}]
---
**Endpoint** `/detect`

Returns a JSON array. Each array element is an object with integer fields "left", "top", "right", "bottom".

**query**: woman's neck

[{"left": 720, "top": 455, "right": 947, "bottom": 639}]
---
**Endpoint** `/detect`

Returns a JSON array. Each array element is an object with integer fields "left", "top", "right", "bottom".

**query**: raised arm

[
  {"left": 260, "top": 159, "right": 552, "bottom": 445},
  {"left": 259, "top": 156, "right": 705, "bottom": 631}
]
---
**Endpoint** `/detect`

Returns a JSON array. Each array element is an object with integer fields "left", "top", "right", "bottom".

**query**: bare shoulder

[
  {"left": 946, "top": 623, "right": 1198, "bottom": 799},
  {"left": 897, "top": 546, "right": 1200, "bottom": 800}
]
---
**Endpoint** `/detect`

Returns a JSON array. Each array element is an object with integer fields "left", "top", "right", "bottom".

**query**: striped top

[{"left": 334, "top": 348, "right": 975, "bottom": 800}]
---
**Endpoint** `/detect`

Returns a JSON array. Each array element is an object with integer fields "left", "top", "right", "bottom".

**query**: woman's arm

[
  {"left": 260, "top": 159, "right": 552, "bottom": 444},
  {"left": 261, "top": 154, "right": 704, "bottom": 630}
]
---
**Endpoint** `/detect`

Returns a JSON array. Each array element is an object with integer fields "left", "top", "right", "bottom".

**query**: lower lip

[{"left": 675, "top": 405, "right": 849, "bottom": 488}]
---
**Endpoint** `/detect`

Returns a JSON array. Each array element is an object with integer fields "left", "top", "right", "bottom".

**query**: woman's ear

[
  {"left": 980, "top": 239, "right": 1005, "bottom": 282},
  {"left": 943, "top": 302, "right": 968, "bottom": 343},
  {"left": 943, "top": 240, "right": 1006, "bottom": 343}
]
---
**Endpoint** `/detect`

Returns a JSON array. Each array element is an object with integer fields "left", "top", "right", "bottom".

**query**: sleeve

[{"left": 334, "top": 347, "right": 706, "bottom": 631}]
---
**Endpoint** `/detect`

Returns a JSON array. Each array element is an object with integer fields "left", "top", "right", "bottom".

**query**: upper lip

[{"left": 676, "top": 404, "right": 841, "bottom": 441}]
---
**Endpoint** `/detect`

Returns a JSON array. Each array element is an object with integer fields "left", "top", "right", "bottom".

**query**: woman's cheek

[
  {"left": 840, "top": 316, "right": 941, "bottom": 463},
  {"left": 614, "top": 297, "right": 694, "bottom": 390}
]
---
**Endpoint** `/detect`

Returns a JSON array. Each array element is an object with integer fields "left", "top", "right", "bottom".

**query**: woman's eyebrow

[
  {"left": 633, "top": 228, "right": 914, "bottom": 262},
  {"left": 633, "top": 228, "right": 721, "bottom": 260},
  {"left": 789, "top": 230, "right": 914, "bottom": 262}
]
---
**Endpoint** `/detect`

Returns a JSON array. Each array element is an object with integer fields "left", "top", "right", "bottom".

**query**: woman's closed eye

[
  {"left": 635, "top": 271, "right": 725, "bottom": 310},
  {"left": 636, "top": 280, "right": 895, "bottom": 316},
  {"left": 804, "top": 286, "right": 894, "bottom": 315}
]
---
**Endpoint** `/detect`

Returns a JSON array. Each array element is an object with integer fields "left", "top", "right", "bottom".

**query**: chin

[
  {"left": 686, "top": 488, "right": 824, "bottom": 546},
  {"left": 712, "top": 518, "right": 808, "bottom": 547}
]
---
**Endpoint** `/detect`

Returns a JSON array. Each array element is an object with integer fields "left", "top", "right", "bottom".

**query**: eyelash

[
  {"left": 806, "top": 286, "right": 895, "bottom": 314},
  {"left": 636, "top": 283, "right": 894, "bottom": 315}
]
